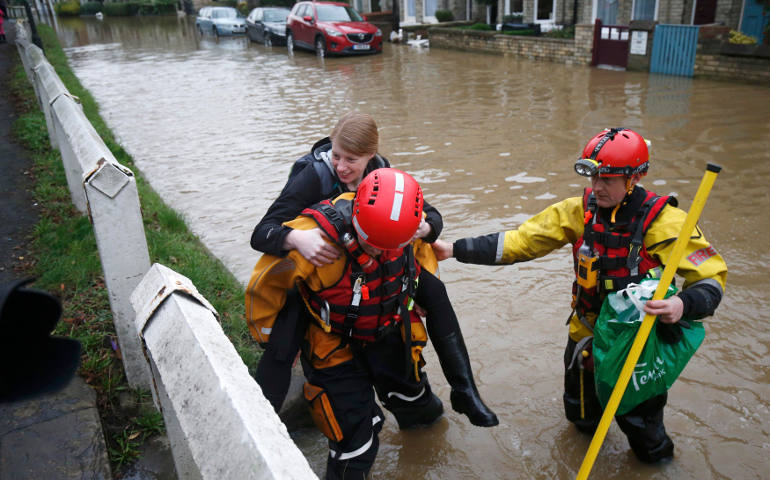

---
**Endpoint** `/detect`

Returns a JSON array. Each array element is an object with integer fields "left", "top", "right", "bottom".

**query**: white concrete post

[
  {"left": 84, "top": 161, "right": 153, "bottom": 390},
  {"left": 32, "top": 62, "right": 69, "bottom": 149},
  {"left": 50, "top": 94, "right": 111, "bottom": 213},
  {"left": 20, "top": 42, "right": 46, "bottom": 113},
  {"left": 131, "top": 264, "right": 318, "bottom": 480},
  {"left": 13, "top": 23, "right": 33, "bottom": 82}
]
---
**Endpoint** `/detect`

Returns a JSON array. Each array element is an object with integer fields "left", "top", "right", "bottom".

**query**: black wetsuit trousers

[
  {"left": 563, "top": 337, "right": 674, "bottom": 463},
  {"left": 255, "top": 269, "right": 459, "bottom": 413}
]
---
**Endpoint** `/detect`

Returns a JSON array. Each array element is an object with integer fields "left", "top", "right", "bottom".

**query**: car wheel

[
  {"left": 287, "top": 31, "right": 294, "bottom": 54},
  {"left": 315, "top": 36, "right": 326, "bottom": 58},
  {"left": 264, "top": 32, "right": 272, "bottom": 47}
]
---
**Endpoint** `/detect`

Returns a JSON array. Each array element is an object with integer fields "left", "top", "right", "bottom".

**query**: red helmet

[
  {"left": 574, "top": 128, "right": 650, "bottom": 178},
  {"left": 353, "top": 168, "right": 423, "bottom": 251}
]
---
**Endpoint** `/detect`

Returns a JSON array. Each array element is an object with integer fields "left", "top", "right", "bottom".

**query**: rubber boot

[
  {"left": 432, "top": 332, "right": 499, "bottom": 427},
  {"left": 388, "top": 391, "right": 444, "bottom": 430}
]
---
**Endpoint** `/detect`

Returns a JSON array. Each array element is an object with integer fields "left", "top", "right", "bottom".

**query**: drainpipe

[
  {"left": 573, "top": 0, "right": 578, "bottom": 25},
  {"left": 392, "top": 0, "right": 400, "bottom": 34}
]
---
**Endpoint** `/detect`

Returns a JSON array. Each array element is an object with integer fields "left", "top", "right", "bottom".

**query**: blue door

[{"left": 741, "top": 0, "right": 769, "bottom": 42}]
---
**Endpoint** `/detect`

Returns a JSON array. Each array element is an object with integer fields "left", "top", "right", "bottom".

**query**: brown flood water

[{"left": 54, "top": 16, "right": 770, "bottom": 479}]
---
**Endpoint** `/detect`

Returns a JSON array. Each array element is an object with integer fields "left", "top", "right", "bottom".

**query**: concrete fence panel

[
  {"left": 131, "top": 264, "right": 318, "bottom": 480},
  {"left": 19, "top": 41, "right": 46, "bottom": 112},
  {"left": 32, "top": 62, "right": 69, "bottom": 149},
  {"left": 83, "top": 160, "right": 153, "bottom": 389},
  {"left": 50, "top": 94, "right": 114, "bottom": 213}
]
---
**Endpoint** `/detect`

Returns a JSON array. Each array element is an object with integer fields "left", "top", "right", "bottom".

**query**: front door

[
  {"left": 595, "top": 0, "right": 618, "bottom": 24},
  {"left": 692, "top": 0, "right": 716, "bottom": 24},
  {"left": 740, "top": 0, "right": 769, "bottom": 41},
  {"left": 591, "top": 19, "right": 630, "bottom": 68}
]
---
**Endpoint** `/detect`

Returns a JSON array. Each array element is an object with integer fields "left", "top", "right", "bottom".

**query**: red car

[{"left": 286, "top": 1, "right": 382, "bottom": 57}]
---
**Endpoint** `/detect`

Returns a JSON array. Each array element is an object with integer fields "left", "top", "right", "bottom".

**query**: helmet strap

[{"left": 611, "top": 176, "right": 635, "bottom": 223}]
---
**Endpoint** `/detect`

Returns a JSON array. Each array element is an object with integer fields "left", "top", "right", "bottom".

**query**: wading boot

[
  {"left": 433, "top": 331, "right": 499, "bottom": 427},
  {"left": 388, "top": 391, "right": 444, "bottom": 430}
]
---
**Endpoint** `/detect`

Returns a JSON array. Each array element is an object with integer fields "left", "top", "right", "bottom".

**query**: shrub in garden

[
  {"left": 102, "top": 2, "right": 140, "bottom": 16},
  {"left": 435, "top": 9, "right": 453, "bottom": 22},
  {"left": 80, "top": 1, "right": 102, "bottom": 15},
  {"left": 55, "top": 0, "right": 81, "bottom": 17},
  {"left": 728, "top": 29, "right": 758, "bottom": 44}
]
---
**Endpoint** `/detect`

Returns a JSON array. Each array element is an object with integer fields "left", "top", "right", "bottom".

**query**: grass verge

[{"left": 9, "top": 25, "right": 260, "bottom": 474}]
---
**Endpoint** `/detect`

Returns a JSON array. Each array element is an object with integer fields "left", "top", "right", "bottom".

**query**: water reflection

[{"left": 53, "top": 16, "right": 770, "bottom": 480}]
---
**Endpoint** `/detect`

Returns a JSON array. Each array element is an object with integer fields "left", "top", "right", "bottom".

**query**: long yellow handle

[{"left": 576, "top": 163, "right": 722, "bottom": 480}]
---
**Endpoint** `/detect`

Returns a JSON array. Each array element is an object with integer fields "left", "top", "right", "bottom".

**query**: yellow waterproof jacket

[
  {"left": 494, "top": 196, "right": 727, "bottom": 341},
  {"left": 245, "top": 193, "right": 437, "bottom": 370}
]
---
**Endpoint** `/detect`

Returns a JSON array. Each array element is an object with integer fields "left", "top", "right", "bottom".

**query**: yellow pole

[{"left": 576, "top": 163, "right": 722, "bottom": 480}]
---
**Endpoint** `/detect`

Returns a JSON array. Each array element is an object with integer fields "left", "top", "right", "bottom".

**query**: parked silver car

[{"left": 195, "top": 6, "right": 246, "bottom": 37}]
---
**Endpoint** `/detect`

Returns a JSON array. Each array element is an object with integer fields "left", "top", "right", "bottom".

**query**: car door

[
  {"left": 254, "top": 9, "right": 265, "bottom": 41},
  {"left": 197, "top": 7, "right": 209, "bottom": 31},
  {"left": 295, "top": 4, "right": 313, "bottom": 46}
]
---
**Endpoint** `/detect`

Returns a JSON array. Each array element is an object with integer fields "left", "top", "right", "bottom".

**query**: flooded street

[{"left": 54, "top": 16, "right": 770, "bottom": 479}]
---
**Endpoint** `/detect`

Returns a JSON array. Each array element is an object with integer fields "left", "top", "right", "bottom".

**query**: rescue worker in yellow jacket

[
  {"left": 432, "top": 128, "right": 727, "bottom": 464},
  {"left": 247, "top": 168, "right": 453, "bottom": 479}
]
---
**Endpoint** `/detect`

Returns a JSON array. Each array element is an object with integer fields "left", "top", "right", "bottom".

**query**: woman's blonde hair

[{"left": 330, "top": 112, "right": 379, "bottom": 156}]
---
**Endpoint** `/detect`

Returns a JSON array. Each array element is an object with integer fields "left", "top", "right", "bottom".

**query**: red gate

[{"left": 591, "top": 19, "right": 631, "bottom": 69}]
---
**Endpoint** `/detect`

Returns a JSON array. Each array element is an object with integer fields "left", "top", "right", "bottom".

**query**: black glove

[{"left": 656, "top": 319, "right": 690, "bottom": 344}]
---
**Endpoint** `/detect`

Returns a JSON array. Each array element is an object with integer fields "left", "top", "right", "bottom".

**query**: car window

[
  {"left": 316, "top": 4, "right": 363, "bottom": 22},
  {"left": 247, "top": 8, "right": 258, "bottom": 21},
  {"left": 212, "top": 7, "right": 237, "bottom": 19},
  {"left": 265, "top": 9, "right": 288, "bottom": 22},
  {"left": 296, "top": 4, "right": 309, "bottom": 17}
]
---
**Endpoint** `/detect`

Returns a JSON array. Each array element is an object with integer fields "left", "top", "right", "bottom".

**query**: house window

[
  {"left": 632, "top": 0, "right": 656, "bottom": 20},
  {"left": 596, "top": 0, "right": 618, "bottom": 24},
  {"left": 536, "top": 0, "right": 554, "bottom": 21}
]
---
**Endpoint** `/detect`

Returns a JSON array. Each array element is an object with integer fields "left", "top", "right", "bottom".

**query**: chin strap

[{"left": 610, "top": 177, "right": 636, "bottom": 223}]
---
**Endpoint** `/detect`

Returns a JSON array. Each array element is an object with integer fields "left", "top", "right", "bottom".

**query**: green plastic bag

[{"left": 593, "top": 278, "right": 705, "bottom": 416}]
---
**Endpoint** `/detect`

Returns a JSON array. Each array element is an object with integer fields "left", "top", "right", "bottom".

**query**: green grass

[
  {"left": 10, "top": 24, "right": 261, "bottom": 475},
  {"left": 459, "top": 23, "right": 495, "bottom": 31}
]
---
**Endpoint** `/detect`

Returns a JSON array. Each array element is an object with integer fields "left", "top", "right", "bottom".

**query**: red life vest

[
  {"left": 572, "top": 187, "right": 675, "bottom": 316},
  {"left": 299, "top": 199, "right": 421, "bottom": 343}
]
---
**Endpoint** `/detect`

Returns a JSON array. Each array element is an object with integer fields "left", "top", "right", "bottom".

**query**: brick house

[
  {"left": 493, "top": 0, "right": 767, "bottom": 39},
  {"left": 362, "top": 0, "right": 766, "bottom": 40}
]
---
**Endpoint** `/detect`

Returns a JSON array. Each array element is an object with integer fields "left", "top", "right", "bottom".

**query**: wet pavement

[
  {"left": 23, "top": 14, "right": 770, "bottom": 479},
  {"left": 0, "top": 24, "right": 111, "bottom": 480}
]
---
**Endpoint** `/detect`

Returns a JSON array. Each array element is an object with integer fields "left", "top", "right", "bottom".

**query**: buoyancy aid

[
  {"left": 572, "top": 187, "right": 676, "bottom": 322},
  {"left": 299, "top": 198, "right": 423, "bottom": 345}
]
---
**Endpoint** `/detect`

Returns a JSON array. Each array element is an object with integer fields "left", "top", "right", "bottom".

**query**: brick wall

[
  {"left": 694, "top": 26, "right": 770, "bottom": 83},
  {"left": 428, "top": 24, "right": 594, "bottom": 65}
]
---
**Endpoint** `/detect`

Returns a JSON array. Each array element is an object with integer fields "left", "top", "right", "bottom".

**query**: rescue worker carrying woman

[
  {"left": 432, "top": 128, "right": 727, "bottom": 464},
  {"left": 250, "top": 112, "right": 497, "bottom": 428},
  {"left": 247, "top": 169, "right": 462, "bottom": 479}
]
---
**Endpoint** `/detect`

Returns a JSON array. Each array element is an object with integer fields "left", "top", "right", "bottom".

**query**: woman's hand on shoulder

[
  {"left": 284, "top": 228, "right": 341, "bottom": 267},
  {"left": 431, "top": 239, "right": 454, "bottom": 261},
  {"left": 412, "top": 218, "right": 432, "bottom": 241}
]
